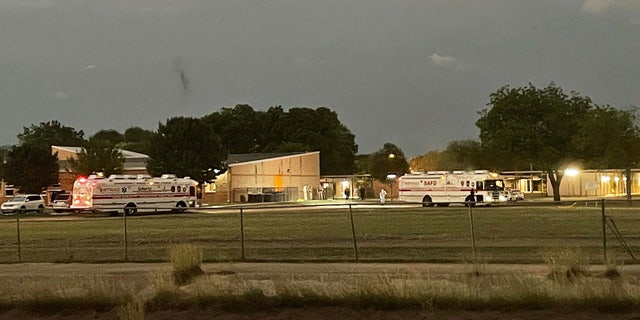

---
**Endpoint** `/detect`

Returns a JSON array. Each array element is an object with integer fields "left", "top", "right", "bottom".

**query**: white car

[
  {"left": 51, "top": 193, "right": 72, "bottom": 213},
  {"left": 510, "top": 190, "right": 525, "bottom": 201},
  {"left": 1, "top": 194, "right": 46, "bottom": 214}
]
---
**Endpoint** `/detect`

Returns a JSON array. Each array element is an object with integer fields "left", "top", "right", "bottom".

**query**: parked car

[
  {"left": 510, "top": 190, "right": 525, "bottom": 201},
  {"left": 51, "top": 193, "right": 72, "bottom": 213},
  {"left": 1, "top": 194, "right": 46, "bottom": 214}
]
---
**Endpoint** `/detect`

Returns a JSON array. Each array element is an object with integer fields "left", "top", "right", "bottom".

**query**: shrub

[{"left": 168, "top": 243, "right": 204, "bottom": 285}]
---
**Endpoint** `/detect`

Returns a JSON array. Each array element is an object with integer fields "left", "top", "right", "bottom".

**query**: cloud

[
  {"left": 0, "top": 0, "right": 55, "bottom": 9},
  {"left": 53, "top": 91, "right": 68, "bottom": 99},
  {"left": 581, "top": 0, "right": 640, "bottom": 14},
  {"left": 581, "top": 0, "right": 613, "bottom": 14},
  {"left": 85, "top": 65, "right": 96, "bottom": 70},
  {"left": 430, "top": 53, "right": 463, "bottom": 69}
]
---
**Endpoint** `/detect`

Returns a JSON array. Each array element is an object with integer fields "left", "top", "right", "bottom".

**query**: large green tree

[
  {"left": 203, "top": 105, "right": 358, "bottom": 175},
  {"left": 575, "top": 106, "right": 640, "bottom": 199},
  {"left": 4, "top": 144, "right": 59, "bottom": 194},
  {"left": 410, "top": 140, "right": 487, "bottom": 173},
  {"left": 18, "top": 120, "right": 84, "bottom": 148},
  {"left": 366, "top": 143, "right": 409, "bottom": 182},
  {"left": 120, "top": 126, "right": 155, "bottom": 155},
  {"left": 277, "top": 107, "right": 357, "bottom": 175},
  {"left": 203, "top": 104, "right": 261, "bottom": 154},
  {"left": 147, "top": 117, "right": 228, "bottom": 184},
  {"left": 476, "top": 83, "right": 594, "bottom": 201},
  {"left": 91, "top": 129, "right": 125, "bottom": 145},
  {"left": 68, "top": 137, "right": 125, "bottom": 177}
]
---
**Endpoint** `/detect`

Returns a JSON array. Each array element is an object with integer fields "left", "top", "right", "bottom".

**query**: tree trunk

[
  {"left": 547, "top": 169, "right": 563, "bottom": 202},
  {"left": 626, "top": 167, "right": 632, "bottom": 202}
]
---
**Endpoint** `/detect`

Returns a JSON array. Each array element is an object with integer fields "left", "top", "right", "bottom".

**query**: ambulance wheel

[
  {"left": 173, "top": 202, "right": 187, "bottom": 213},
  {"left": 421, "top": 196, "right": 434, "bottom": 207},
  {"left": 124, "top": 204, "right": 137, "bottom": 215}
]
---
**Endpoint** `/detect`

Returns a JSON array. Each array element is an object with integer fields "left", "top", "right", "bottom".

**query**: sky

[{"left": 1, "top": 0, "right": 640, "bottom": 158}]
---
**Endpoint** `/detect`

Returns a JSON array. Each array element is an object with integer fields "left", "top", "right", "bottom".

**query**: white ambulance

[
  {"left": 70, "top": 174, "right": 197, "bottom": 215},
  {"left": 398, "top": 170, "right": 508, "bottom": 207}
]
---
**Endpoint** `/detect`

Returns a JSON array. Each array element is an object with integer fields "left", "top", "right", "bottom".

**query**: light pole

[
  {"left": 386, "top": 173, "right": 397, "bottom": 202},
  {"left": 387, "top": 153, "right": 396, "bottom": 201}
]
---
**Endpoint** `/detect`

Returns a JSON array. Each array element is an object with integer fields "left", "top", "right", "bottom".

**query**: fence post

[
  {"left": 468, "top": 203, "right": 477, "bottom": 259},
  {"left": 601, "top": 199, "right": 607, "bottom": 263},
  {"left": 348, "top": 204, "right": 359, "bottom": 261},
  {"left": 240, "top": 208, "right": 245, "bottom": 260},
  {"left": 123, "top": 211, "right": 128, "bottom": 262},
  {"left": 16, "top": 214, "right": 22, "bottom": 263}
]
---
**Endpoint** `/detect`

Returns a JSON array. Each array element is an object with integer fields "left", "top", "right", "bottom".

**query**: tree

[
  {"left": 121, "top": 126, "right": 155, "bottom": 155},
  {"left": 68, "top": 138, "right": 125, "bottom": 177},
  {"left": 202, "top": 104, "right": 261, "bottom": 154},
  {"left": 147, "top": 117, "right": 228, "bottom": 184},
  {"left": 91, "top": 129, "right": 125, "bottom": 145},
  {"left": 367, "top": 143, "right": 409, "bottom": 182},
  {"left": 575, "top": 106, "right": 640, "bottom": 200},
  {"left": 409, "top": 140, "right": 487, "bottom": 172},
  {"left": 476, "top": 83, "right": 593, "bottom": 201},
  {"left": 409, "top": 150, "right": 443, "bottom": 173},
  {"left": 3, "top": 144, "right": 59, "bottom": 194},
  {"left": 276, "top": 107, "right": 358, "bottom": 175},
  {"left": 203, "top": 105, "right": 358, "bottom": 175},
  {"left": 18, "top": 120, "right": 84, "bottom": 148},
  {"left": 0, "top": 146, "right": 8, "bottom": 180}
]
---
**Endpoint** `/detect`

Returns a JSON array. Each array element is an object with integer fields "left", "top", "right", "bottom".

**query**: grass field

[{"left": 1, "top": 203, "right": 639, "bottom": 264}]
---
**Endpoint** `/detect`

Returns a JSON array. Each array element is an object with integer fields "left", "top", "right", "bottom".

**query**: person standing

[{"left": 379, "top": 188, "right": 387, "bottom": 205}]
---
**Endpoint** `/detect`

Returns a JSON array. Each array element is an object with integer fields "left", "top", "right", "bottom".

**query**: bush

[{"left": 168, "top": 243, "right": 204, "bottom": 285}]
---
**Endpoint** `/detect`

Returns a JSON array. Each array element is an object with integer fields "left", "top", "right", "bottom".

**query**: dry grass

[
  {"left": 2, "top": 261, "right": 640, "bottom": 317},
  {"left": 168, "top": 243, "right": 204, "bottom": 285}
]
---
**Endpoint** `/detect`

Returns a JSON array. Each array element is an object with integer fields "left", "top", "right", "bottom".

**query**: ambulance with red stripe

[
  {"left": 70, "top": 174, "right": 197, "bottom": 215},
  {"left": 398, "top": 170, "right": 507, "bottom": 207}
]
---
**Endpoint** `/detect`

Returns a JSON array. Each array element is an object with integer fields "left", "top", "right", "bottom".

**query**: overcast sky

[{"left": 1, "top": 0, "right": 639, "bottom": 157}]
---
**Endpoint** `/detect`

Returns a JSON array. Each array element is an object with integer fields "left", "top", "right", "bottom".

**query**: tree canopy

[
  {"left": 203, "top": 105, "right": 358, "bottom": 175},
  {"left": 409, "top": 140, "right": 485, "bottom": 173},
  {"left": 18, "top": 120, "right": 84, "bottom": 148},
  {"left": 146, "top": 117, "right": 228, "bottom": 184},
  {"left": 120, "top": 126, "right": 155, "bottom": 155},
  {"left": 477, "top": 83, "right": 599, "bottom": 201},
  {"left": 91, "top": 129, "right": 125, "bottom": 145},
  {"left": 365, "top": 143, "right": 409, "bottom": 181},
  {"left": 3, "top": 144, "right": 59, "bottom": 194},
  {"left": 68, "top": 137, "right": 125, "bottom": 177}
]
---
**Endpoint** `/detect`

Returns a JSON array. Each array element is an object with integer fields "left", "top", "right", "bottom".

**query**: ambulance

[
  {"left": 398, "top": 170, "right": 507, "bottom": 206},
  {"left": 70, "top": 174, "right": 197, "bottom": 214}
]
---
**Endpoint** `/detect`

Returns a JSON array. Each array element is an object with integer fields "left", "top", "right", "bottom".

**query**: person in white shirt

[{"left": 379, "top": 188, "right": 387, "bottom": 205}]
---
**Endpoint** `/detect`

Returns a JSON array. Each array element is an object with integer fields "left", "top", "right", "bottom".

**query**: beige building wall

[
  {"left": 549, "top": 169, "right": 640, "bottom": 197},
  {"left": 203, "top": 152, "right": 320, "bottom": 204}
]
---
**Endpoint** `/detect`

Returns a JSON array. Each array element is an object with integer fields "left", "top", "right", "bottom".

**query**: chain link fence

[{"left": 1, "top": 200, "right": 639, "bottom": 264}]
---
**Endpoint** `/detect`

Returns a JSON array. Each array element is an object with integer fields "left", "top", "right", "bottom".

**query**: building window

[
  {"left": 5, "top": 185, "right": 14, "bottom": 197},
  {"left": 204, "top": 182, "right": 217, "bottom": 193}
]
